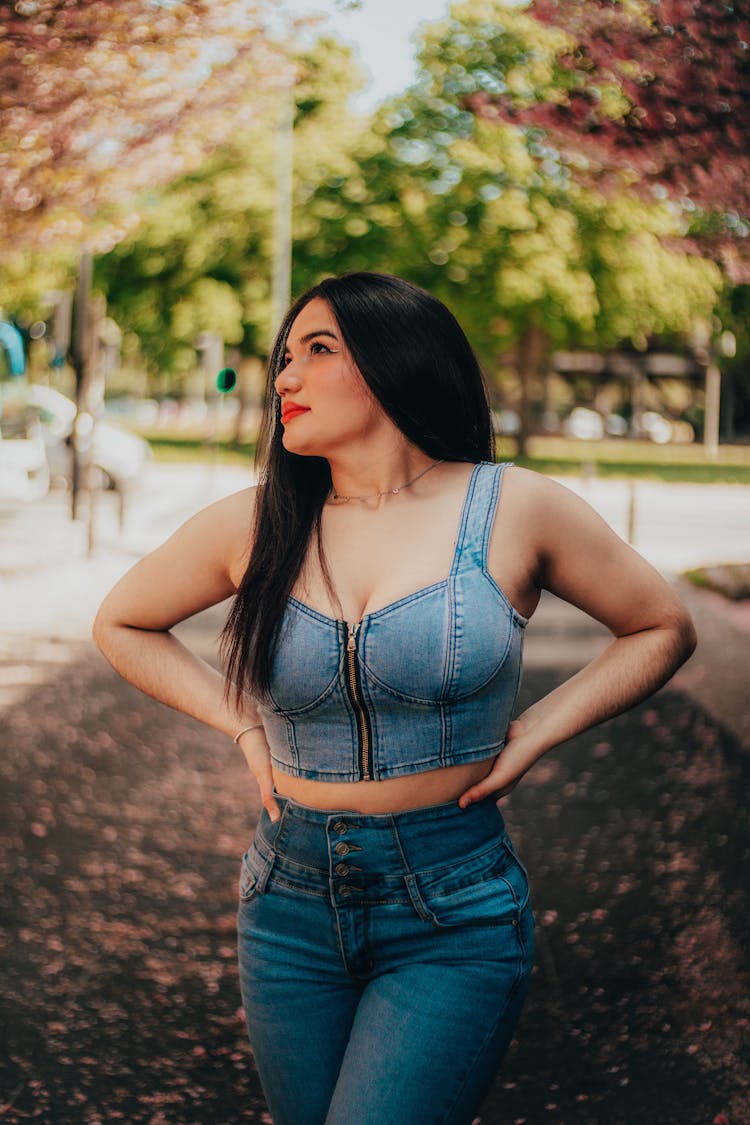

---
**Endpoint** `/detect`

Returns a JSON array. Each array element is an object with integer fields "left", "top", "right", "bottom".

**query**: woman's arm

[
  {"left": 459, "top": 469, "right": 697, "bottom": 807},
  {"left": 92, "top": 486, "right": 281, "bottom": 819}
]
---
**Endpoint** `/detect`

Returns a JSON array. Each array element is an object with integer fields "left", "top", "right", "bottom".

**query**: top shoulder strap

[{"left": 451, "top": 461, "right": 513, "bottom": 574}]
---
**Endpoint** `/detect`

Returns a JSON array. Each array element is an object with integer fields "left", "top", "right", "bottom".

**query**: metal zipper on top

[{"left": 345, "top": 621, "right": 372, "bottom": 781}]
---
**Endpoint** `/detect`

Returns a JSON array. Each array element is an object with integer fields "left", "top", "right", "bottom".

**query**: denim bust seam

[
  {"left": 283, "top": 714, "right": 300, "bottom": 772},
  {"left": 266, "top": 659, "right": 342, "bottom": 714},
  {"left": 355, "top": 607, "right": 517, "bottom": 704}
]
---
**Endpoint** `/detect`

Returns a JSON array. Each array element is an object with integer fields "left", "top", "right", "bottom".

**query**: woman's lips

[{"left": 281, "top": 405, "right": 310, "bottom": 424}]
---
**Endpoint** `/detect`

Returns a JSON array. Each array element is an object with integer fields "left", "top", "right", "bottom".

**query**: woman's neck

[{"left": 327, "top": 445, "right": 440, "bottom": 507}]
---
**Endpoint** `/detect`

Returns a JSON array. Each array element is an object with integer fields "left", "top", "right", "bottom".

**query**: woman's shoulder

[
  {"left": 491, "top": 462, "right": 593, "bottom": 540},
  {"left": 167, "top": 484, "right": 258, "bottom": 587},
  {"left": 493, "top": 461, "right": 568, "bottom": 500}
]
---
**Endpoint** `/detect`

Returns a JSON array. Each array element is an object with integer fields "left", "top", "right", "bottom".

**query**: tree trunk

[{"left": 516, "top": 321, "right": 548, "bottom": 458}]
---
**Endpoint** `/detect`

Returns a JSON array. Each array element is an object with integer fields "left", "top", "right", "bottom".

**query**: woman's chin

[{"left": 281, "top": 432, "right": 317, "bottom": 457}]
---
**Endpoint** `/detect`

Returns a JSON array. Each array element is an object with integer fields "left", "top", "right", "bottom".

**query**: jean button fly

[
  {"left": 334, "top": 841, "right": 350, "bottom": 856},
  {"left": 333, "top": 821, "right": 348, "bottom": 835},
  {"left": 335, "top": 862, "right": 350, "bottom": 876}
]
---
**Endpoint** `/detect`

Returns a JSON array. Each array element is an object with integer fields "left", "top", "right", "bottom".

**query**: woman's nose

[{"left": 274, "top": 362, "right": 302, "bottom": 397}]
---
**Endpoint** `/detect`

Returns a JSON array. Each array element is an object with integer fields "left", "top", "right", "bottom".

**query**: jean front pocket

[
  {"left": 238, "top": 837, "right": 276, "bottom": 904},
  {"left": 407, "top": 838, "right": 530, "bottom": 929}
]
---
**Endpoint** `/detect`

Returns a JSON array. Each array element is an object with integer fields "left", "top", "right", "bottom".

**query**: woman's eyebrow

[{"left": 298, "top": 329, "right": 339, "bottom": 344}]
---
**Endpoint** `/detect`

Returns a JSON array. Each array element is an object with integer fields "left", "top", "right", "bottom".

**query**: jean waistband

[{"left": 255, "top": 794, "right": 507, "bottom": 879}]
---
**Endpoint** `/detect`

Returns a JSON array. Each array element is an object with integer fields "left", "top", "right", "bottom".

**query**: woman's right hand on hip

[{"left": 235, "top": 728, "right": 281, "bottom": 822}]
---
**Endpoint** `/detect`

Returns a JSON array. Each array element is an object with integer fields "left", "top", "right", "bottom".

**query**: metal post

[
  {"left": 85, "top": 294, "right": 106, "bottom": 555},
  {"left": 71, "top": 251, "right": 92, "bottom": 521},
  {"left": 704, "top": 361, "right": 721, "bottom": 459},
  {"left": 269, "top": 79, "right": 294, "bottom": 345},
  {"left": 627, "top": 478, "right": 637, "bottom": 545}
]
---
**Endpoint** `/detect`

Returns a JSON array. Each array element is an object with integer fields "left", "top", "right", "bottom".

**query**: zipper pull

[{"left": 347, "top": 621, "right": 359, "bottom": 651}]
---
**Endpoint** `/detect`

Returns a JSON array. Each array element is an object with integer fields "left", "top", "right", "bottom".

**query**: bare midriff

[{"left": 272, "top": 756, "right": 497, "bottom": 814}]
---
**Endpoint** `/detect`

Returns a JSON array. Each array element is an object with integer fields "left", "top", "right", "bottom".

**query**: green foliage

[
  {"left": 285, "top": 0, "right": 723, "bottom": 393},
  {"left": 2, "top": 1, "right": 727, "bottom": 408},
  {"left": 0, "top": 249, "right": 78, "bottom": 319},
  {"left": 1, "top": 0, "right": 290, "bottom": 256},
  {"left": 93, "top": 35, "right": 370, "bottom": 384}
]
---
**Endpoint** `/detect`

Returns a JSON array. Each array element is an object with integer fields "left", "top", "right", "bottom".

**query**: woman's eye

[{"left": 310, "top": 341, "right": 331, "bottom": 355}]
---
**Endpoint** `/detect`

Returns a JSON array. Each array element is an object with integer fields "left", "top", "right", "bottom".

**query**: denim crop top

[{"left": 258, "top": 462, "right": 527, "bottom": 782}]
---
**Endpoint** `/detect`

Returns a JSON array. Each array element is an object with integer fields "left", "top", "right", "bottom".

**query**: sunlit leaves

[
  {"left": 171, "top": 279, "right": 244, "bottom": 348},
  {"left": 479, "top": 0, "right": 750, "bottom": 230},
  {"left": 362, "top": 2, "right": 722, "bottom": 363},
  {"left": 92, "top": 34, "right": 371, "bottom": 378},
  {"left": 0, "top": 0, "right": 295, "bottom": 255}
]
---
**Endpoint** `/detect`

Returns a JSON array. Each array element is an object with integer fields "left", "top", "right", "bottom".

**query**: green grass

[
  {"left": 683, "top": 563, "right": 750, "bottom": 599},
  {"left": 513, "top": 457, "right": 750, "bottom": 484},
  {"left": 147, "top": 436, "right": 257, "bottom": 466},
  {"left": 684, "top": 568, "right": 711, "bottom": 589},
  {"left": 144, "top": 432, "right": 750, "bottom": 483},
  {"left": 496, "top": 435, "right": 750, "bottom": 484}
]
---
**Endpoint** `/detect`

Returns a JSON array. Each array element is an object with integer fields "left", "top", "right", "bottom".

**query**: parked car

[
  {"left": 636, "top": 411, "right": 672, "bottom": 444},
  {"left": 491, "top": 409, "right": 521, "bottom": 436},
  {"left": 562, "top": 406, "right": 682, "bottom": 443},
  {"left": 562, "top": 407, "right": 606, "bottom": 441},
  {"left": 0, "top": 400, "right": 50, "bottom": 501},
  {"left": 3, "top": 384, "right": 151, "bottom": 498}
]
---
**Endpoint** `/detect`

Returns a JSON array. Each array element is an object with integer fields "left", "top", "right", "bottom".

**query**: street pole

[
  {"left": 269, "top": 78, "right": 294, "bottom": 345},
  {"left": 704, "top": 361, "right": 721, "bottom": 459},
  {"left": 70, "top": 250, "right": 92, "bottom": 521},
  {"left": 84, "top": 294, "right": 106, "bottom": 555}
]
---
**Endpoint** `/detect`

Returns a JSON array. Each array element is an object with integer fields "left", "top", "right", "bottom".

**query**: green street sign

[{"left": 216, "top": 367, "right": 237, "bottom": 393}]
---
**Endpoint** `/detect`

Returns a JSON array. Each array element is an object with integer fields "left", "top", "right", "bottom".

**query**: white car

[
  {"left": 562, "top": 407, "right": 605, "bottom": 441},
  {"left": 0, "top": 384, "right": 151, "bottom": 500},
  {"left": 26, "top": 385, "right": 151, "bottom": 493},
  {"left": 0, "top": 400, "right": 50, "bottom": 501}
]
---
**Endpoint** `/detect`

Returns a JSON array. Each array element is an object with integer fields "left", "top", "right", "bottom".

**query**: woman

[{"left": 93, "top": 273, "right": 696, "bottom": 1124}]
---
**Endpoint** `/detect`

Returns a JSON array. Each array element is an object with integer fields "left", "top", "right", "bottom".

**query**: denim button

[
  {"left": 334, "top": 841, "right": 350, "bottom": 856},
  {"left": 335, "top": 863, "right": 350, "bottom": 876},
  {"left": 333, "top": 821, "right": 348, "bottom": 835},
  {"left": 339, "top": 884, "right": 352, "bottom": 897}
]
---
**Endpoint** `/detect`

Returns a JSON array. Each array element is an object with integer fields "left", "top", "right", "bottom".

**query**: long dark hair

[{"left": 221, "top": 272, "right": 495, "bottom": 703}]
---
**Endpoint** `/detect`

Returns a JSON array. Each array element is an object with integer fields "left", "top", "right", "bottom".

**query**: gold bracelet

[{"left": 233, "top": 723, "right": 264, "bottom": 744}]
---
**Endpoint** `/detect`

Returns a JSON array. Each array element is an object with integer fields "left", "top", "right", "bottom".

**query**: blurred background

[
  {"left": 1, "top": 2, "right": 749, "bottom": 1123},
  {"left": 2, "top": 0, "right": 749, "bottom": 507}
]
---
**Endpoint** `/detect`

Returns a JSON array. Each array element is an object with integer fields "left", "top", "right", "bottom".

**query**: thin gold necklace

[{"left": 330, "top": 459, "right": 445, "bottom": 503}]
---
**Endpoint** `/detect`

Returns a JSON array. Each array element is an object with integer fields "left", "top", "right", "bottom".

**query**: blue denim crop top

[{"left": 258, "top": 462, "right": 527, "bottom": 782}]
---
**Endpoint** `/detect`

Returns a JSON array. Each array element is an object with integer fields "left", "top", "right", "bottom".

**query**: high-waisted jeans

[{"left": 236, "top": 795, "right": 534, "bottom": 1125}]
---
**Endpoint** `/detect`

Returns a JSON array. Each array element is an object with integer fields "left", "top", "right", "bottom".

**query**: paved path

[{"left": 1, "top": 466, "right": 749, "bottom": 1123}]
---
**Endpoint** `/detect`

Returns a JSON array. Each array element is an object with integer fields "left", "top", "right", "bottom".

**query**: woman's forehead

[{"left": 288, "top": 298, "right": 339, "bottom": 342}]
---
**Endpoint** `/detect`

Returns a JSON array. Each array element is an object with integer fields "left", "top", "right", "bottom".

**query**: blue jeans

[{"left": 237, "top": 795, "right": 534, "bottom": 1125}]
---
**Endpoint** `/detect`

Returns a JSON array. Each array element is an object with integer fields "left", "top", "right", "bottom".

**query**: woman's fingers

[
  {"left": 255, "top": 755, "right": 281, "bottom": 822},
  {"left": 457, "top": 744, "right": 527, "bottom": 808},
  {"left": 458, "top": 775, "right": 519, "bottom": 808},
  {"left": 458, "top": 776, "right": 502, "bottom": 809}
]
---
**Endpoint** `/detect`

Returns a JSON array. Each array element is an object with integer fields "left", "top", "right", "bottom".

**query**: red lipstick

[{"left": 281, "top": 402, "right": 310, "bottom": 425}]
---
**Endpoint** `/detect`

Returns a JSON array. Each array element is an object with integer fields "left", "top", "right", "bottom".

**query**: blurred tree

[
  {"left": 94, "top": 35, "right": 368, "bottom": 387},
  {"left": 465, "top": 0, "right": 750, "bottom": 257},
  {"left": 10, "top": 0, "right": 725, "bottom": 447},
  {"left": 0, "top": 0, "right": 296, "bottom": 257},
  {"left": 0, "top": 0, "right": 310, "bottom": 526},
  {"left": 298, "top": 1, "right": 720, "bottom": 447}
]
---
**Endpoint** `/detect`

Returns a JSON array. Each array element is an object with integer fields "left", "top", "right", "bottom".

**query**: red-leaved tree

[
  {"left": 0, "top": 0, "right": 295, "bottom": 256},
  {"left": 467, "top": 0, "right": 750, "bottom": 244}
]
